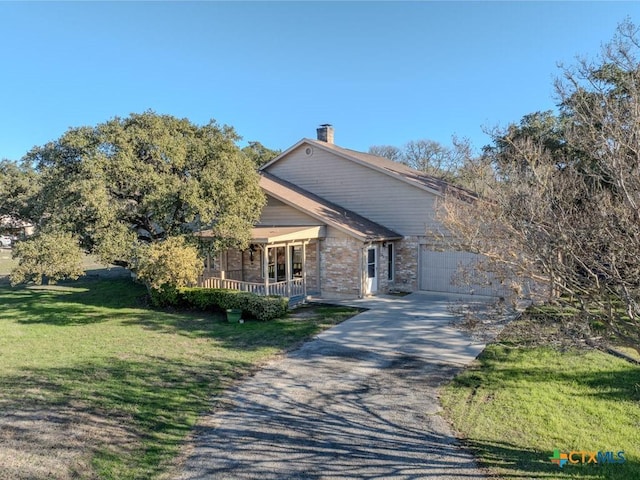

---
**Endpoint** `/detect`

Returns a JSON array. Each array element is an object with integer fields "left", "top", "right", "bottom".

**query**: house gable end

[
  {"left": 261, "top": 138, "right": 473, "bottom": 199},
  {"left": 259, "top": 173, "right": 402, "bottom": 242},
  {"left": 262, "top": 143, "right": 443, "bottom": 236},
  {"left": 259, "top": 195, "right": 320, "bottom": 227}
]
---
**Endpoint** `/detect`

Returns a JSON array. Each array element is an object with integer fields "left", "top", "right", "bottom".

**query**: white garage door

[{"left": 419, "top": 247, "right": 507, "bottom": 296}]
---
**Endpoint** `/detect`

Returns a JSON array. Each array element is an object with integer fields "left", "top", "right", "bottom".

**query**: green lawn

[
  {"left": 440, "top": 326, "right": 640, "bottom": 479},
  {"left": 0, "top": 278, "right": 358, "bottom": 479},
  {"left": 0, "top": 248, "right": 16, "bottom": 275}
]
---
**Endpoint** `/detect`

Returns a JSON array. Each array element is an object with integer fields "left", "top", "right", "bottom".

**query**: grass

[
  {"left": 440, "top": 316, "right": 640, "bottom": 479},
  {"left": 0, "top": 278, "right": 359, "bottom": 479},
  {"left": 0, "top": 247, "right": 16, "bottom": 274}
]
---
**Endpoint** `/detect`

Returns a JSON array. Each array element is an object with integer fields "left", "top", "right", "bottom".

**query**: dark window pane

[
  {"left": 368, "top": 264, "right": 375, "bottom": 278},
  {"left": 291, "top": 246, "right": 303, "bottom": 278}
]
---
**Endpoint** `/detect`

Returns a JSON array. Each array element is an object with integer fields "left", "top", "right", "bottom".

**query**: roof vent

[{"left": 316, "top": 124, "right": 334, "bottom": 144}]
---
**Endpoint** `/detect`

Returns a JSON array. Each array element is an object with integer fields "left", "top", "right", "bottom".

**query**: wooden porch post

[
  {"left": 302, "top": 242, "right": 307, "bottom": 297},
  {"left": 219, "top": 251, "right": 226, "bottom": 280},
  {"left": 285, "top": 243, "right": 291, "bottom": 297},
  {"left": 264, "top": 245, "right": 269, "bottom": 295}
]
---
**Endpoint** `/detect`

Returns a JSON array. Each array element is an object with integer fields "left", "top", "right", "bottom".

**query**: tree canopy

[
  {"left": 369, "top": 138, "right": 465, "bottom": 182},
  {"left": 10, "top": 231, "right": 84, "bottom": 285},
  {"left": 439, "top": 20, "right": 640, "bottom": 349},
  {"left": 242, "top": 141, "right": 281, "bottom": 167},
  {"left": 15, "top": 111, "right": 265, "bottom": 282},
  {"left": 0, "top": 159, "right": 40, "bottom": 224}
]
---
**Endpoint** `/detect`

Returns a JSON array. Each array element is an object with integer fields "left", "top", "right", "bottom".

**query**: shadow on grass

[
  {"left": 1, "top": 278, "right": 353, "bottom": 352},
  {"left": 2, "top": 279, "right": 238, "bottom": 340},
  {"left": 0, "top": 279, "right": 363, "bottom": 477},
  {"left": 123, "top": 310, "right": 342, "bottom": 353},
  {"left": 0, "top": 355, "right": 253, "bottom": 478},
  {"left": 3, "top": 278, "right": 149, "bottom": 326},
  {"left": 452, "top": 347, "right": 640, "bottom": 404},
  {"left": 462, "top": 438, "right": 637, "bottom": 479}
]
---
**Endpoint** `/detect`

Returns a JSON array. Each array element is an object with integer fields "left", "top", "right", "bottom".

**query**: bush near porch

[{"left": 153, "top": 287, "right": 289, "bottom": 321}]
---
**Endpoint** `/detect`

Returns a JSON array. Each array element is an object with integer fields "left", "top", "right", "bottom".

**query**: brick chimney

[{"left": 316, "top": 124, "right": 334, "bottom": 144}]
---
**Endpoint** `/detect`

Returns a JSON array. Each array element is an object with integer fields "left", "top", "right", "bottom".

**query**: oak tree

[{"left": 15, "top": 111, "right": 265, "bottom": 285}]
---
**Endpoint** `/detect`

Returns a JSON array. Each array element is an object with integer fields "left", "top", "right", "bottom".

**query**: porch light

[{"left": 249, "top": 244, "right": 257, "bottom": 262}]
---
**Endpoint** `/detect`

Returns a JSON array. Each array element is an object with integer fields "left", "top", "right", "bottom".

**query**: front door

[{"left": 366, "top": 247, "right": 377, "bottom": 294}]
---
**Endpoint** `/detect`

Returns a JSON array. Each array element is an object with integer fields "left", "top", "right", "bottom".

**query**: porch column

[
  {"left": 285, "top": 242, "right": 291, "bottom": 297},
  {"left": 264, "top": 245, "right": 270, "bottom": 295},
  {"left": 219, "top": 251, "right": 226, "bottom": 280},
  {"left": 302, "top": 242, "right": 307, "bottom": 297}
]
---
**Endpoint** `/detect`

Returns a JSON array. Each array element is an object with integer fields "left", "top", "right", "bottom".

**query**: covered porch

[{"left": 197, "top": 226, "right": 325, "bottom": 299}]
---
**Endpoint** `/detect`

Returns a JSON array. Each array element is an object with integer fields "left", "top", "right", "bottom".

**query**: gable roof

[
  {"left": 259, "top": 172, "right": 402, "bottom": 242},
  {"left": 261, "top": 138, "right": 477, "bottom": 201}
]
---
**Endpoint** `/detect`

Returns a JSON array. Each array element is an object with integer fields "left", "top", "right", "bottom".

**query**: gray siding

[
  {"left": 265, "top": 145, "right": 442, "bottom": 236},
  {"left": 258, "top": 195, "right": 320, "bottom": 226}
]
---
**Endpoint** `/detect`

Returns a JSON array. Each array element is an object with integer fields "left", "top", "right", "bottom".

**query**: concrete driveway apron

[{"left": 176, "top": 292, "right": 495, "bottom": 480}]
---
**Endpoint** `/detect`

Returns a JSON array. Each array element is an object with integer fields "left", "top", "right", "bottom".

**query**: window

[
  {"left": 367, "top": 248, "right": 376, "bottom": 278},
  {"left": 267, "top": 248, "right": 275, "bottom": 280},
  {"left": 268, "top": 247, "right": 286, "bottom": 281},
  {"left": 387, "top": 243, "right": 394, "bottom": 281},
  {"left": 291, "top": 246, "right": 303, "bottom": 278}
]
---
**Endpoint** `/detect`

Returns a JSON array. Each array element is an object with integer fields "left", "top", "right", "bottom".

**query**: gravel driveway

[{"left": 176, "top": 293, "right": 498, "bottom": 480}]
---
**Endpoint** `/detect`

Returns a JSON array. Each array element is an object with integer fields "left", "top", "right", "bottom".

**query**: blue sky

[{"left": 1, "top": 1, "right": 639, "bottom": 160}]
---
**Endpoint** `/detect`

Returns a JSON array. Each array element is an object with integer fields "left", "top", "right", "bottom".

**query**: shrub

[
  {"left": 10, "top": 231, "right": 84, "bottom": 285},
  {"left": 149, "top": 285, "right": 182, "bottom": 307},
  {"left": 136, "top": 237, "right": 202, "bottom": 292},
  {"left": 178, "top": 287, "right": 288, "bottom": 321},
  {"left": 242, "top": 294, "right": 289, "bottom": 321}
]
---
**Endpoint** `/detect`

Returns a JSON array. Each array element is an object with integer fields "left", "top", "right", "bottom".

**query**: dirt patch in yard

[{"left": 0, "top": 405, "right": 138, "bottom": 479}]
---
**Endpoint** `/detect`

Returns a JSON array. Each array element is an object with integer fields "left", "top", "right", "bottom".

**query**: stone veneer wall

[
  {"left": 319, "top": 236, "right": 363, "bottom": 298},
  {"left": 393, "top": 236, "right": 420, "bottom": 292},
  {"left": 242, "top": 249, "right": 262, "bottom": 283},
  {"left": 377, "top": 242, "right": 391, "bottom": 294},
  {"left": 305, "top": 241, "right": 319, "bottom": 294},
  {"left": 227, "top": 249, "right": 242, "bottom": 273}
]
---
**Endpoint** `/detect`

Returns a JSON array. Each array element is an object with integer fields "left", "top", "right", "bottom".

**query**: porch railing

[
  {"left": 197, "top": 276, "right": 305, "bottom": 298},
  {"left": 202, "top": 270, "right": 243, "bottom": 281}
]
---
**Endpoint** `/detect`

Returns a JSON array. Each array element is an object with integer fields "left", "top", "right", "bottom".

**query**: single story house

[{"left": 198, "top": 125, "right": 506, "bottom": 300}]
